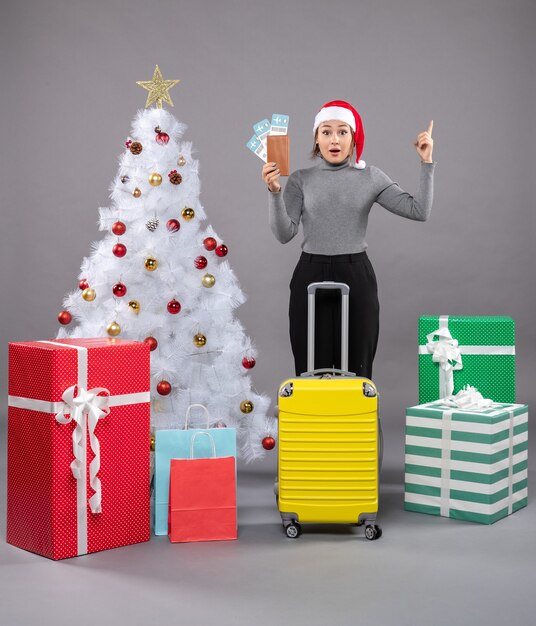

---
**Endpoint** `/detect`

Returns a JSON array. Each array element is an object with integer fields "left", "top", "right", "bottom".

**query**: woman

[{"left": 262, "top": 100, "right": 434, "bottom": 378}]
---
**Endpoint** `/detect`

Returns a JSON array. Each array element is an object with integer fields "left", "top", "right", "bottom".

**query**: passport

[{"left": 267, "top": 135, "right": 290, "bottom": 176}]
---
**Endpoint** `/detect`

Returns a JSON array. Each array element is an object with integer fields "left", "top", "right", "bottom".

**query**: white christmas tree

[{"left": 57, "top": 66, "right": 275, "bottom": 461}]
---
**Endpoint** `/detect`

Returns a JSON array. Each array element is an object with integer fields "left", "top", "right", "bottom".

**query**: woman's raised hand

[
  {"left": 414, "top": 120, "right": 434, "bottom": 163},
  {"left": 262, "top": 162, "right": 281, "bottom": 193}
]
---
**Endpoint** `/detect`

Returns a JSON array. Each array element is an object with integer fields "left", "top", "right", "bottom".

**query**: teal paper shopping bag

[{"left": 154, "top": 404, "right": 237, "bottom": 535}]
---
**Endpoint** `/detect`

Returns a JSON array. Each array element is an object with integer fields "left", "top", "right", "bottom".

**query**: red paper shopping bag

[{"left": 168, "top": 432, "right": 237, "bottom": 543}]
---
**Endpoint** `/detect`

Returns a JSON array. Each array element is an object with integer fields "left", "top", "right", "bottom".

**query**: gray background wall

[{"left": 1, "top": 0, "right": 534, "bottom": 476}]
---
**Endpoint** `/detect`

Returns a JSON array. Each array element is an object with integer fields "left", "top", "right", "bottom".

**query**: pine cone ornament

[
  {"left": 130, "top": 141, "right": 143, "bottom": 155},
  {"left": 146, "top": 217, "right": 159, "bottom": 232},
  {"left": 168, "top": 170, "right": 182, "bottom": 185}
]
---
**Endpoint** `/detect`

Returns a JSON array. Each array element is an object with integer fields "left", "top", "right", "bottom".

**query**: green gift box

[
  {"left": 418, "top": 316, "right": 515, "bottom": 403},
  {"left": 405, "top": 400, "right": 528, "bottom": 524}
]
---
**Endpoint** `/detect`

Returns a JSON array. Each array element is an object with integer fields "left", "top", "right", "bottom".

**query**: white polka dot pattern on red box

[{"left": 7, "top": 339, "right": 151, "bottom": 560}]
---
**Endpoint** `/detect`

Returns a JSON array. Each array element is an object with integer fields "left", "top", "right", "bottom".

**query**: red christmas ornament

[
  {"left": 203, "top": 237, "right": 217, "bottom": 251},
  {"left": 112, "top": 243, "right": 127, "bottom": 257},
  {"left": 144, "top": 336, "right": 158, "bottom": 351},
  {"left": 167, "top": 299, "right": 181, "bottom": 314},
  {"left": 125, "top": 139, "right": 133, "bottom": 149},
  {"left": 79, "top": 279, "right": 89, "bottom": 290},
  {"left": 112, "top": 221, "right": 126, "bottom": 236},
  {"left": 57, "top": 310, "right": 72, "bottom": 325},
  {"left": 215, "top": 244, "right": 228, "bottom": 258},
  {"left": 166, "top": 218, "right": 181, "bottom": 232},
  {"left": 112, "top": 282, "right": 127, "bottom": 297},
  {"left": 262, "top": 436, "right": 276, "bottom": 451},
  {"left": 156, "top": 131, "right": 170, "bottom": 145},
  {"left": 157, "top": 380, "right": 172, "bottom": 396},
  {"left": 194, "top": 255, "right": 208, "bottom": 269},
  {"left": 242, "top": 356, "right": 256, "bottom": 369}
]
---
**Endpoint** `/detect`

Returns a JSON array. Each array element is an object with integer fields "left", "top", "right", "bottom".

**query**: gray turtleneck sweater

[{"left": 269, "top": 160, "right": 435, "bottom": 255}]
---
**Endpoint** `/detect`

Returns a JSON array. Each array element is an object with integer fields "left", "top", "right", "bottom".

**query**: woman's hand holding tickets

[
  {"left": 415, "top": 120, "right": 434, "bottom": 163},
  {"left": 262, "top": 162, "right": 281, "bottom": 193}
]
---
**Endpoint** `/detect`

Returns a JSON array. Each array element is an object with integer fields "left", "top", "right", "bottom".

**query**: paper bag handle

[
  {"left": 189, "top": 431, "right": 216, "bottom": 459},
  {"left": 184, "top": 403, "right": 210, "bottom": 429}
]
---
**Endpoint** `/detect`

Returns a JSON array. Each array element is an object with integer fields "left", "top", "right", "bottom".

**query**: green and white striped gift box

[
  {"left": 418, "top": 316, "right": 515, "bottom": 404},
  {"left": 405, "top": 401, "right": 528, "bottom": 524}
]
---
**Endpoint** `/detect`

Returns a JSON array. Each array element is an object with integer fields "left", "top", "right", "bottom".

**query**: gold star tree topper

[{"left": 136, "top": 65, "right": 180, "bottom": 109}]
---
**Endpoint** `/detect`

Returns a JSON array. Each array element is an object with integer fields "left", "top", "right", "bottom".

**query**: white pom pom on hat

[{"left": 313, "top": 100, "right": 366, "bottom": 169}]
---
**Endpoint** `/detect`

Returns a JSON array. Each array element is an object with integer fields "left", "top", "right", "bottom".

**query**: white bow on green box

[{"left": 418, "top": 315, "right": 515, "bottom": 404}]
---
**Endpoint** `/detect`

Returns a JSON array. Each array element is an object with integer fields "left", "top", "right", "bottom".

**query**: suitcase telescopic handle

[{"left": 306, "top": 282, "right": 350, "bottom": 374}]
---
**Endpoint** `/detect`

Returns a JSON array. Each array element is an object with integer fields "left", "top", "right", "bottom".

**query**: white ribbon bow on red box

[{"left": 55, "top": 385, "right": 111, "bottom": 514}]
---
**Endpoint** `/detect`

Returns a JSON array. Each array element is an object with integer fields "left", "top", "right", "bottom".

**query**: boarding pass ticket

[{"left": 247, "top": 114, "right": 289, "bottom": 162}]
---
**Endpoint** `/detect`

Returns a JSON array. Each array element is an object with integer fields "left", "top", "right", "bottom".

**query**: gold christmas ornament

[
  {"left": 193, "top": 333, "right": 207, "bottom": 347},
  {"left": 177, "top": 155, "right": 187, "bottom": 167},
  {"left": 144, "top": 257, "right": 158, "bottom": 271},
  {"left": 132, "top": 187, "right": 142, "bottom": 198},
  {"left": 152, "top": 398, "right": 164, "bottom": 412},
  {"left": 182, "top": 207, "right": 195, "bottom": 221},
  {"left": 128, "top": 300, "right": 141, "bottom": 313},
  {"left": 82, "top": 288, "right": 96, "bottom": 302},
  {"left": 136, "top": 65, "right": 180, "bottom": 109},
  {"left": 240, "top": 400, "right": 254, "bottom": 414},
  {"left": 106, "top": 321, "right": 121, "bottom": 337},
  {"left": 201, "top": 273, "right": 216, "bottom": 288},
  {"left": 150, "top": 435, "right": 155, "bottom": 452},
  {"left": 148, "top": 172, "right": 162, "bottom": 187}
]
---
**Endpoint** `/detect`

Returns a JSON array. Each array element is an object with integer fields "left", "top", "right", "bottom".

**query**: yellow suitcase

[{"left": 277, "top": 282, "right": 382, "bottom": 540}]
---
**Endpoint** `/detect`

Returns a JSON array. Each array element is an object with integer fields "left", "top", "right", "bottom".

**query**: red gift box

[{"left": 7, "top": 338, "right": 151, "bottom": 560}]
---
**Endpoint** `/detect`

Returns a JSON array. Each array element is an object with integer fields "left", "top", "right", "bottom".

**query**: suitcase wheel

[
  {"left": 285, "top": 522, "right": 302, "bottom": 539},
  {"left": 364, "top": 524, "right": 382, "bottom": 541}
]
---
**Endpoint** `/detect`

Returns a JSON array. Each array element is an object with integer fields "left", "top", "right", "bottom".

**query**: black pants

[{"left": 289, "top": 251, "right": 380, "bottom": 378}]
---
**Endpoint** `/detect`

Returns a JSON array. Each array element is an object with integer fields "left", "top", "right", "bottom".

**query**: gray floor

[{"left": 2, "top": 419, "right": 536, "bottom": 626}]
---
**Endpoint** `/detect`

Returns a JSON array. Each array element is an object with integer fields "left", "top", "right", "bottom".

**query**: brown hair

[{"left": 310, "top": 127, "right": 355, "bottom": 161}]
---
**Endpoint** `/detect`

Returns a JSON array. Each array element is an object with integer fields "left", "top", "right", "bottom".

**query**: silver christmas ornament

[{"left": 146, "top": 217, "right": 159, "bottom": 232}]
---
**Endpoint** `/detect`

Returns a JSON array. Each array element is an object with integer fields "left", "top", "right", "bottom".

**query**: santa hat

[{"left": 313, "top": 100, "right": 366, "bottom": 169}]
